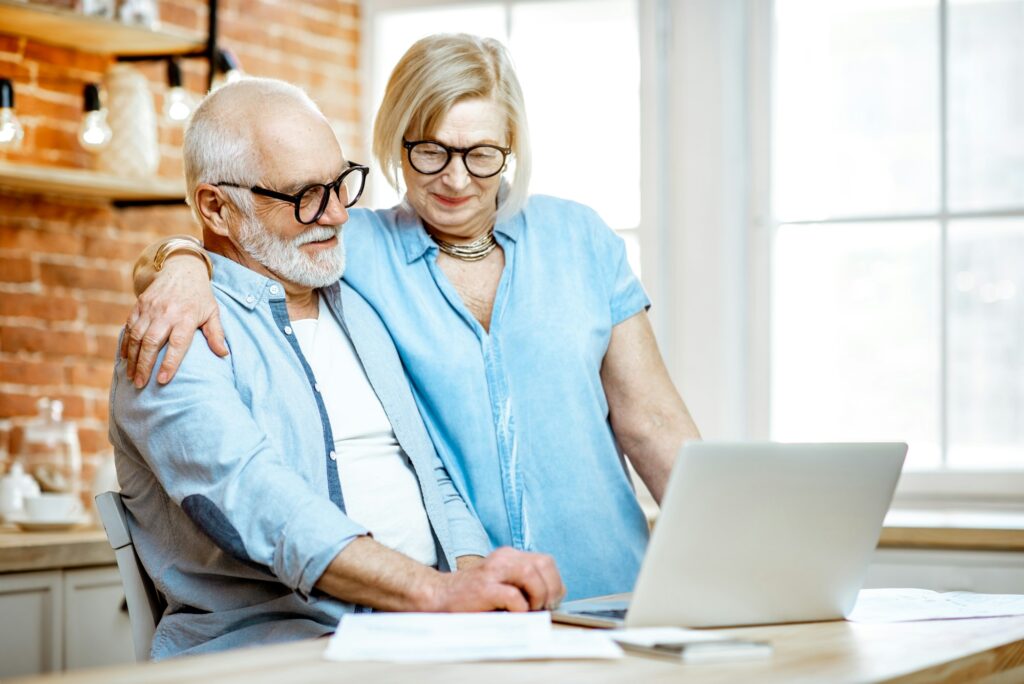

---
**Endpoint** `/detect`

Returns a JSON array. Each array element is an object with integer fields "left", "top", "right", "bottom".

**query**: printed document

[
  {"left": 324, "top": 612, "right": 622, "bottom": 662},
  {"left": 848, "top": 588, "right": 1024, "bottom": 623}
]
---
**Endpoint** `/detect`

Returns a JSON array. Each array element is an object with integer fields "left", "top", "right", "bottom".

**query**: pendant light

[
  {"left": 164, "top": 58, "right": 194, "bottom": 123},
  {"left": 78, "top": 83, "right": 112, "bottom": 151},
  {"left": 0, "top": 78, "right": 25, "bottom": 150},
  {"left": 211, "top": 48, "right": 243, "bottom": 91}
]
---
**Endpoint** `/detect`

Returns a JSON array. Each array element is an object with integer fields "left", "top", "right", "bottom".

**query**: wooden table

[{"left": 9, "top": 614, "right": 1024, "bottom": 683}]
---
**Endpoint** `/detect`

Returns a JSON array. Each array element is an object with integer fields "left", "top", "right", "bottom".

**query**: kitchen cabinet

[
  {"left": 63, "top": 566, "right": 134, "bottom": 671},
  {"left": 0, "top": 565, "right": 134, "bottom": 677},
  {"left": 0, "top": 528, "right": 131, "bottom": 677},
  {"left": 0, "top": 569, "right": 62, "bottom": 678}
]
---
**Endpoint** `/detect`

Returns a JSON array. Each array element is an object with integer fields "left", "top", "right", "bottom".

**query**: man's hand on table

[
  {"left": 429, "top": 547, "right": 565, "bottom": 612},
  {"left": 318, "top": 539, "right": 564, "bottom": 614}
]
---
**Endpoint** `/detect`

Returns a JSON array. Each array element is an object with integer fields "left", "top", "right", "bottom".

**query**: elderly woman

[{"left": 125, "top": 33, "right": 700, "bottom": 600}]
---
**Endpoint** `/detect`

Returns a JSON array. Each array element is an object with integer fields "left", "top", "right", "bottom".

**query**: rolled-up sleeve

[{"left": 110, "top": 332, "right": 368, "bottom": 599}]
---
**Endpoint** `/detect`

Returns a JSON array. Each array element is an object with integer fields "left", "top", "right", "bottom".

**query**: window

[
  {"left": 365, "top": 0, "right": 642, "bottom": 277},
  {"left": 769, "top": 0, "right": 1024, "bottom": 474}
]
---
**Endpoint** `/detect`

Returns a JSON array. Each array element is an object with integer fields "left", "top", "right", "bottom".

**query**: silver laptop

[{"left": 554, "top": 441, "right": 906, "bottom": 629}]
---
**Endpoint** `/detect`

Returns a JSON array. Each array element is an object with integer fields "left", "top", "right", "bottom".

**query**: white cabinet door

[
  {"left": 0, "top": 570, "right": 62, "bottom": 678},
  {"left": 63, "top": 566, "right": 135, "bottom": 670}
]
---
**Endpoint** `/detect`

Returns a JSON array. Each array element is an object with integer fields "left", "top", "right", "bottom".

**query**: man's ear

[{"left": 194, "top": 184, "right": 234, "bottom": 237}]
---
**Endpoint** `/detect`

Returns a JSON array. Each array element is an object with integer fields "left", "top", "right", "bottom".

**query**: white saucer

[{"left": 10, "top": 516, "right": 90, "bottom": 532}]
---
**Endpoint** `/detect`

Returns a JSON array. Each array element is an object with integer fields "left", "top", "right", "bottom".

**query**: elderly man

[{"left": 109, "top": 78, "right": 562, "bottom": 660}]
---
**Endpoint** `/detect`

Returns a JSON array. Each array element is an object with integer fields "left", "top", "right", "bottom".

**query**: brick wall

[{"left": 0, "top": 0, "right": 362, "bottom": 493}]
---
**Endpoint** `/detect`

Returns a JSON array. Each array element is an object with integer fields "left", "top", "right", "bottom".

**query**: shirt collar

[
  {"left": 209, "top": 252, "right": 286, "bottom": 310},
  {"left": 396, "top": 181, "right": 523, "bottom": 264},
  {"left": 396, "top": 202, "right": 436, "bottom": 264}
]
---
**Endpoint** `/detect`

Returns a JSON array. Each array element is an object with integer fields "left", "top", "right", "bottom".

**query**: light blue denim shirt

[
  {"left": 109, "top": 253, "right": 490, "bottom": 660},
  {"left": 343, "top": 195, "right": 652, "bottom": 600}
]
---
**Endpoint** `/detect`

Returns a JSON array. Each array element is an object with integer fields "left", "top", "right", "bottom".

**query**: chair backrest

[{"left": 95, "top": 491, "right": 166, "bottom": 662}]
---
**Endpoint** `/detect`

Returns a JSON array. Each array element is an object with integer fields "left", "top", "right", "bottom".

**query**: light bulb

[
  {"left": 78, "top": 109, "right": 112, "bottom": 151},
  {"left": 79, "top": 83, "right": 112, "bottom": 152},
  {"left": 0, "top": 107, "right": 24, "bottom": 150},
  {"left": 164, "top": 58, "right": 193, "bottom": 123},
  {"left": 164, "top": 86, "right": 193, "bottom": 122},
  {"left": 211, "top": 48, "right": 244, "bottom": 91},
  {"left": 0, "top": 78, "right": 23, "bottom": 150}
]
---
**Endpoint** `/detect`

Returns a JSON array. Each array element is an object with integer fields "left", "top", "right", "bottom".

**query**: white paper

[
  {"left": 323, "top": 611, "right": 623, "bottom": 662},
  {"left": 848, "top": 588, "right": 1024, "bottom": 623}
]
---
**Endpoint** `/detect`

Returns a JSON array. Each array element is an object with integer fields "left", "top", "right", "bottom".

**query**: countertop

[
  {"left": 879, "top": 508, "right": 1024, "bottom": 552},
  {"left": 0, "top": 525, "right": 114, "bottom": 573},
  {"left": 1, "top": 507, "right": 1021, "bottom": 576}
]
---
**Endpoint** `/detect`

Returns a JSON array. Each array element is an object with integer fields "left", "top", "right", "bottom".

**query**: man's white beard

[{"left": 237, "top": 218, "right": 345, "bottom": 288}]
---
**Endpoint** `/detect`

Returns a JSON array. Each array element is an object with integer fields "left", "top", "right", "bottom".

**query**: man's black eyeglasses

[
  {"left": 403, "top": 139, "right": 510, "bottom": 179},
  {"left": 217, "top": 162, "right": 369, "bottom": 225}
]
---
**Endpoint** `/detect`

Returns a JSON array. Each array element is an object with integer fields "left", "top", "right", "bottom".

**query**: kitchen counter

[
  {"left": 1, "top": 509, "right": 1022, "bottom": 576},
  {"left": 879, "top": 509, "right": 1024, "bottom": 552},
  {"left": 0, "top": 526, "right": 114, "bottom": 573},
  {"left": 639, "top": 501, "right": 1024, "bottom": 552}
]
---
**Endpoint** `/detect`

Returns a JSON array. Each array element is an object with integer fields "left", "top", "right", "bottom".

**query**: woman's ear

[{"left": 194, "top": 184, "right": 233, "bottom": 237}]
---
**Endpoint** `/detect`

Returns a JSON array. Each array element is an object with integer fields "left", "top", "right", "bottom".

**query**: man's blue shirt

[{"left": 109, "top": 253, "right": 490, "bottom": 659}]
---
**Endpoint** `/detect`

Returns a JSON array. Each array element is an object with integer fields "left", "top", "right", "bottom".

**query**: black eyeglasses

[
  {"left": 217, "top": 162, "right": 369, "bottom": 224},
  {"left": 402, "top": 139, "right": 510, "bottom": 178}
]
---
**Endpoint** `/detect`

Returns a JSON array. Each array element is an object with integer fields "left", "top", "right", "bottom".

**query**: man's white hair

[{"left": 182, "top": 77, "right": 324, "bottom": 224}]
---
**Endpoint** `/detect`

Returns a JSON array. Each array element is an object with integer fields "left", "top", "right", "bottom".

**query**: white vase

[{"left": 97, "top": 64, "right": 159, "bottom": 177}]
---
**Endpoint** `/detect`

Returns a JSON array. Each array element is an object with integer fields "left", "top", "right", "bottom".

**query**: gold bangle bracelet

[{"left": 152, "top": 237, "right": 213, "bottom": 279}]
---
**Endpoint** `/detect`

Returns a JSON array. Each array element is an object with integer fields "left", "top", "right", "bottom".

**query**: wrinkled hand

[
  {"left": 429, "top": 547, "right": 564, "bottom": 613},
  {"left": 121, "top": 256, "right": 227, "bottom": 387}
]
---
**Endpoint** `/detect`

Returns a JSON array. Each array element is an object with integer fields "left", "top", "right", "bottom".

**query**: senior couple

[{"left": 113, "top": 33, "right": 700, "bottom": 659}]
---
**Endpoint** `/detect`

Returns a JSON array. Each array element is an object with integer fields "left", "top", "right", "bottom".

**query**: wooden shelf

[
  {"left": 0, "top": 0, "right": 206, "bottom": 56},
  {"left": 0, "top": 160, "right": 184, "bottom": 202}
]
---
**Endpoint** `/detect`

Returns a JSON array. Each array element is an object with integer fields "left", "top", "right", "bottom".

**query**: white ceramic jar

[{"left": 96, "top": 64, "right": 160, "bottom": 177}]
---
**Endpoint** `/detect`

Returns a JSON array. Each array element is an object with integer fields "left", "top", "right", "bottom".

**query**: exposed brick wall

[{"left": 0, "top": 0, "right": 362, "bottom": 492}]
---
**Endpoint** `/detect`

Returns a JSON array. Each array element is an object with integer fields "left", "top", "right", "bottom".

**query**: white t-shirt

[{"left": 291, "top": 297, "right": 437, "bottom": 567}]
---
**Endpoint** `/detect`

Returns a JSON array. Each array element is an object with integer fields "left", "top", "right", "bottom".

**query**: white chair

[{"left": 95, "top": 491, "right": 165, "bottom": 662}]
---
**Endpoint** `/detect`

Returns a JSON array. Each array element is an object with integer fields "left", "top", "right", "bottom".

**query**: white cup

[{"left": 25, "top": 493, "right": 83, "bottom": 522}]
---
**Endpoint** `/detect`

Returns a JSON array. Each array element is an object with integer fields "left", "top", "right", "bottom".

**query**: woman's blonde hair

[{"left": 372, "top": 33, "right": 531, "bottom": 222}]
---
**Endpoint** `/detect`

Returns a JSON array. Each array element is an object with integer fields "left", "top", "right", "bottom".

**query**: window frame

[
  {"left": 363, "top": 0, "right": 1024, "bottom": 505},
  {"left": 750, "top": 0, "right": 1024, "bottom": 504}
]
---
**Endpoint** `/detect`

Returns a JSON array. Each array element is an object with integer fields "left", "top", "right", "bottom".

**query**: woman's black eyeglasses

[
  {"left": 403, "top": 139, "right": 510, "bottom": 179},
  {"left": 217, "top": 162, "right": 369, "bottom": 225}
]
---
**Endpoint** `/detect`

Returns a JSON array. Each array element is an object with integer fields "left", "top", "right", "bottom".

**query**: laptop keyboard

[{"left": 578, "top": 608, "right": 628, "bottom": 620}]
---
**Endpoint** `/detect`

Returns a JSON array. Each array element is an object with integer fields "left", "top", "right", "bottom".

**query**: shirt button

[
  {"left": 269, "top": 285, "right": 280, "bottom": 295},
  {"left": 329, "top": 450, "right": 337, "bottom": 461},
  {"left": 245, "top": 294, "right": 255, "bottom": 305},
  {"left": 284, "top": 326, "right": 293, "bottom": 335},
  {"left": 314, "top": 383, "right": 321, "bottom": 392}
]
